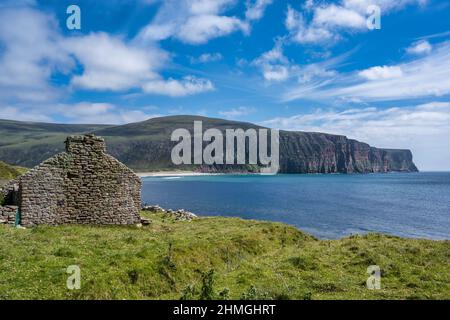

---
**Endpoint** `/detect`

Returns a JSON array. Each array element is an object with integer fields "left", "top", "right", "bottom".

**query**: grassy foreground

[{"left": 0, "top": 211, "right": 448, "bottom": 300}]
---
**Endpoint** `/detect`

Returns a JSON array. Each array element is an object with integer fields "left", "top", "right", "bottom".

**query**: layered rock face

[
  {"left": 103, "top": 130, "right": 418, "bottom": 174},
  {"left": 3, "top": 135, "right": 141, "bottom": 227},
  {"left": 99, "top": 116, "right": 418, "bottom": 173},
  {"left": 279, "top": 132, "right": 418, "bottom": 173}
]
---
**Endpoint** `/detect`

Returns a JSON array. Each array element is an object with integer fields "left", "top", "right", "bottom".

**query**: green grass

[
  {"left": 0, "top": 161, "right": 27, "bottom": 185},
  {"left": 0, "top": 211, "right": 448, "bottom": 300}
]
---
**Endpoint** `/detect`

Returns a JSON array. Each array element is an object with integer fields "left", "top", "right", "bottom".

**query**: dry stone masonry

[
  {"left": 0, "top": 206, "right": 17, "bottom": 225},
  {"left": 142, "top": 204, "right": 197, "bottom": 221},
  {"left": 1, "top": 134, "right": 141, "bottom": 227}
]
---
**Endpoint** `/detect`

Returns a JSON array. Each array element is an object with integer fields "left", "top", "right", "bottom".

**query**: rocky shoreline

[{"left": 142, "top": 204, "right": 198, "bottom": 221}]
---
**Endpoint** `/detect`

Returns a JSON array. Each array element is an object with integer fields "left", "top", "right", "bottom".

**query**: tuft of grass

[
  {"left": 0, "top": 161, "right": 28, "bottom": 186},
  {"left": 0, "top": 211, "right": 448, "bottom": 300}
]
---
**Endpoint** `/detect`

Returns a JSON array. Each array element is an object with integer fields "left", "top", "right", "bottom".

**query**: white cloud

[
  {"left": 359, "top": 66, "right": 403, "bottom": 80},
  {"left": 285, "top": 5, "right": 300, "bottom": 30},
  {"left": 60, "top": 103, "right": 160, "bottom": 124},
  {"left": 0, "top": 0, "right": 36, "bottom": 8},
  {"left": 135, "top": 0, "right": 272, "bottom": 45},
  {"left": 256, "top": 43, "right": 288, "bottom": 64},
  {"left": 0, "top": 7, "right": 215, "bottom": 104},
  {"left": 343, "top": 0, "right": 428, "bottom": 13},
  {"left": 286, "top": 0, "right": 427, "bottom": 45},
  {"left": 0, "top": 102, "right": 160, "bottom": 124},
  {"left": 313, "top": 4, "right": 366, "bottom": 29},
  {"left": 219, "top": 106, "right": 256, "bottom": 118},
  {"left": 60, "top": 102, "right": 117, "bottom": 119},
  {"left": 68, "top": 33, "right": 215, "bottom": 95},
  {"left": 0, "top": 8, "right": 72, "bottom": 103},
  {"left": 245, "top": 0, "right": 273, "bottom": 21},
  {"left": 303, "top": 0, "right": 315, "bottom": 11},
  {"left": 142, "top": 76, "right": 214, "bottom": 97},
  {"left": 297, "top": 63, "right": 338, "bottom": 83},
  {"left": 135, "top": 0, "right": 250, "bottom": 45},
  {"left": 253, "top": 42, "right": 348, "bottom": 84},
  {"left": 177, "top": 15, "right": 248, "bottom": 44},
  {"left": 285, "top": 5, "right": 338, "bottom": 44},
  {"left": 189, "top": 0, "right": 234, "bottom": 14},
  {"left": 283, "top": 41, "right": 450, "bottom": 102},
  {"left": 253, "top": 42, "right": 292, "bottom": 82},
  {"left": 190, "top": 52, "right": 223, "bottom": 64},
  {"left": 406, "top": 40, "right": 432, "bottom": 55},
  {"left": 66, "top": 33, "right": 167, "bottom": 91},
  {"left": 262, "top": 65, "right": 290, "bottom": 82},
  {"left": 262, "top": 101, "right": 450, "bottom": 171},
  {"left": 0, "top": 105, "right": 53, "bottom": 122}
]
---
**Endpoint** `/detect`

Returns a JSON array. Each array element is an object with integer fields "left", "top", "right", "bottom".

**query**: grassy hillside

[
  {"left": 94, "top": 115, "right": 261, "bottom": 137},
  {"left": 0, "top": 119, "right": 110, "bottom": 147},
  {"left": 0, "top": 119, "right": 110, "bottom": 167},
  {"left": 0, "top": 116, "right": 261, "bottom": 170},
  {"left": 0, "top": 161, "right": 27, "bottom": 186},
  {"left": 0, "top": 211, "right": 448, "bottom": 300}
]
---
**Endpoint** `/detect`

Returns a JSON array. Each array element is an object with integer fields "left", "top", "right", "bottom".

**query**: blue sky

[{"left": 0, "top": 0, "right": 450, "bottom": 170}]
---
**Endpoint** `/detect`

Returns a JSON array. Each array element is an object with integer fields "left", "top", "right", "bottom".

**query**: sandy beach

[{"left": 136, "top": 171, "right": 225, "bottom": 177}]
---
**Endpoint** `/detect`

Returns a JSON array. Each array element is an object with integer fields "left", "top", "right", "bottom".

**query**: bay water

[{"left": 142, "top": 172, "right": 450, "bottom": 239}]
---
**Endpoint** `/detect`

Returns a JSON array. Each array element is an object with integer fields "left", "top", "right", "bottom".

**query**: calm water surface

[{"left": 141, "top": 172, "right": 450, "bottom": 239}]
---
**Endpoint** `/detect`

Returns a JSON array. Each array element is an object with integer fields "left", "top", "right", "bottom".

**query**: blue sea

[{"left": 141, "top": 172, "right": 450, "bottom": 240}]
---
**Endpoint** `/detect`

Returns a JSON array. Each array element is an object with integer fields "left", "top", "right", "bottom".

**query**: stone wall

[
  {"left": 12, "top": 134, "right": 141, "bottom": 227},
  {"left": 0, "top": 205, "right": 17, "bottom": 225}
]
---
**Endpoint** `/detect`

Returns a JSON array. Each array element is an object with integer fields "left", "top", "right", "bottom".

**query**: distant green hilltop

[{"left": 0, "top": 115, "right": 418, "bottom": 173}]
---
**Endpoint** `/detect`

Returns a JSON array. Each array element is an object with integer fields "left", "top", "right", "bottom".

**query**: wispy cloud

[
  {"left": 285, "top": 0, "right": 427, "bottom": 45},
  {"left": 0, "top": 8, "right": 70, "bottom": 103},
  {"left": 1, "top": 105, "right": 53, "bottom": 122},
  {"left": 142, "top": 76, "right": 214, "bottom": 97},
  {"left": 0, "top": 7, "right": 216, "bottom": 104},
  {"left": 66, "top": 33, "right": 167, "bottom": 91},
  {"left": 0, "top": 0, "right": 36, "bottom": 8},
  {"left": 406, "top": 40, "right": 432, "bottom": 55},
  {"left": 135, "top": 0, "right": 245, "bottom": 45},
  {"left": 262, "top": 101, "right": 450, "bottom": 171},
  {"left": 219, "top": 106, "right": 256, "bottom": 118},
  {"left": 57, "top": 102, "right": 161, "bottom": 124},
  {"left": 415, "top": 29, "right": 450, "bottom": 40},
  {"left": 358, "top": 65, "right": 403, "bottom": 80},
  {"left": 245, "top": 0, "right": 273, "bottom": 21},
  {"left": 190, "top": 52, "right": 223, "bottom": 64},
  {"left": 252, "top": 41, "right": 291, "bottom": 82},
  {"left": 0, "top": 102, "right": 161, "bottom": 124},
  {"left": 283, "top": 41, "right": 450, "bottom": 102},
  {"left": 251, "top": 41, "right": 352, "bottom": 90},
  {"left": 135, "top": 0, "right": 272, "bottom": 45}
]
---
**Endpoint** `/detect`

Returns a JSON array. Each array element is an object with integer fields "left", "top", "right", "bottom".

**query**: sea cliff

[
  {"left": 278, "top": 132, "right": 417, "bottom": 173},
  {"left": 0, "top": 116, "right": 418, "bottom": 173}
]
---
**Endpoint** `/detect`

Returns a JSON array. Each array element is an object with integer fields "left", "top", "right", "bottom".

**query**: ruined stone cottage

[{"left": 1, "top": 134, "right": 141, "bottom": 227}]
